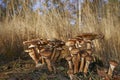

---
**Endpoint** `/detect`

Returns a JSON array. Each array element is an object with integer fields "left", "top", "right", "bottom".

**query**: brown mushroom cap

[
  {"left": 85, "top": 40, "right": 92, "bottom": 43},
  {"left": 40, "top": 51, "right": 51, "bottom": 57},
  {"left": 81, "top": 52, "right": 88, "bottom": 58},
  {"left": 76, "top": 35, "right": 83, "bottom": 40},
  {"left": 40, "top": 39, "right": 49, "bottom": 45},
  {"left": 40, "top": 48, "right": 46, "bottom": 52},
  {"left": 85, "top": 55, "right": 93, "bottom": 61},
  {"left": 65, "top": 40, "right": 75, "bottom": 47},
  {"left": 65, "top": 55, "right": 72, "bottom": 61},
  {"left": 109, "top": 60, "right": 118, "bottom": 67},
  {"left": 78, "top": 33, "right": 98, "bottom": 40},
  {"left": 70, "top": 49, "right": 80, "bottom": 55},
  {"left": 28, "top": 44, "right": 36, "bottom": 48}
]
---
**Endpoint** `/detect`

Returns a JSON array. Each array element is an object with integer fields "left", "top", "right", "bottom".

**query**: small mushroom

[
  {"left": 85, "top": 40, "right": 93, "bottom": 49},
  {"left": 67, "top": 69, "right": 74, "bottom": 80},
  {"left": 84, "top": 40, "right": 94, "bottom": 55},
  {"left": 70, "top": 48, "right": 80, "bottom": 74},
  {"left": 108, "top": 60, "right": 118, "bottom": 77},
  {"left": 65, "top": 40, "right": 76, "bottom": 51},
  {"left": 50, "top": 48, "right": 57, "bottom": 62},
  {"left": 40, "top": 50, "right": 54, "bottom": 72},
  {"left": 48, "top": 39, "right": 64, "bottom": 62},
  {"left": 23, "top": 38, "right": 40, "bottom": 45},
  {"left": 79, "top": 51, "right": 88, "bottom": 72},
  {"left": 77, "top": 33, "right": 104, "bottom": 41},
  {"left": 75, "top": 39, "right": 85, "bottom": 48},
  {"left": 83, "top": 55, "right": 93, "bottom": 74},
  {"left": 76, "top": 35, "right": 83, "bottom": 40},
  {"left": 86, "top": 49, "right": 93, "bottom": 55},
  {"left": 24, "top": 44, "right": 42, "bottom": 67},
  {"left": 96, "top": 67, "right": 109, "bottom": 80},
  {"left": 65, "top": 55, "right": 73, "bottom": 70}
]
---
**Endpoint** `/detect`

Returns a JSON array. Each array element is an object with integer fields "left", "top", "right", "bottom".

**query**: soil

[{"left": 0, "top": 57, "right": 69, "bottom": 80}]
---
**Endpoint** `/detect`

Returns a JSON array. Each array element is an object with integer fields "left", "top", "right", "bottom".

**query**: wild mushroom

[
  {"left": 65, "top": 39, "right": 76, "bottom": 51},
  {"left": 70, "top": 48, "right": 80, "bottom": 74},
  {"left": 23, "top": 38, "right": 40, "bottom": 45},
  {"left": 49, "top": 39, "right": 65, "bottom": 62},
  {"left": 67, "top": 69, "right": 74, "bottom": 80},
  {"left": 79, "top": 51, "right": 88, "bottom": 72},
  {"left": 85, "top": 40, "right": 93, "bottom": 49},
  {"left": 83, "top": 55, "right": 93, "bottom": 74},
  {"left": 40, "top": 49, "right": 54, "bottom": 72},
  {"left": 65, "top": 55, "right": 73, "bottom": 70},
  {"left": 108, "top": 60, "right": 118, "bottom": 77},
  {"left": 24, "top": 44, "right": 42, "bottom": 67},
  {"left": 76, "top": 33, "right": 104, "bottom": 41},
  {"left": 75, "top": 39, "right": 85, "bottom": 49}
]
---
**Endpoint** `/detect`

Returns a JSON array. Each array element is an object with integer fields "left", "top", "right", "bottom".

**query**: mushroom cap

[
  {"left": 85, "top": 55, "right": 93, "bottom": 61},
  {"left": 28, "top": 44, "right": 36, "bottom": 48},
  {"left": 79, "top": 33, "right": 98, "bottom": 40},
  {"left": 109, "top": 60, "right": 118, "bottom": 67},
  {"left": 68, "top": 38, "right": 77, "bottom": 41},
  {"left": 65, "top": 55, "right": 72, "bottom": 61},
  {"left": 81, "top": 52, "right": 88, "bottom": 58},
  {"left": 85, "top": 40, "right": 92, "bottom": 43},
  {"left": 65, "top": 40, "right": 75, "bottom": 47},
  {"left": 40, "top": 39, "right": 49, "bottom": 45},
  {"left": 70, "top": 49, "right": 80, "bottom": 55},
  {"left": 23, "top": 39, "right": 41, "bottom": 45},
  {"left": 40, "top": 51, "right": 51, "bottom": 57},
  {"left": 86, "top": 49, "right": 93, "bottom": 54},
  {"left": 40, "top": 48, "right": 46, "bottom": 52},
  {"left": 76, "top": 35, "right": 83, "bottom": 40}
]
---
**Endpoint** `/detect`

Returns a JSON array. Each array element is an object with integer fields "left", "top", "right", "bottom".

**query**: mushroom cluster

[
  {"left": 22, "top": 33, "right": 119, "bottom": 80},
  {"left": 65, "top": 33, "right": 105, "bottom": 79},
  {"left": 23, "top": 38, "right": 65, "bottom": 72}
]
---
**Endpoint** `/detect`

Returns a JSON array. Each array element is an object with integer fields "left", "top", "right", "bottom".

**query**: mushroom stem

[
  {"left": 83, "top": 61, "right": 90, "bottom": 74},
  {"left": 77, "top": 53, "right": 81, "bottom": 63},
  {"left": 69, "top": 47, "right": 73, "bottom": 51},
  {"left": 108, "top": 64, "right": 116, "bottom": 77},
  {"left": 86, "top": 49, "right": 92, "bottom": 55},
  {"left": 41, "top": 57, "right": 45, "bottom": 64},
  {"left": 83, "top": 55, "right": 93, "bottom": 74},
  {"left": 72, "top": 55, "right": 79, "bottom": 74},
  {"left": 66, "top": 56, "right": 73, "bottom": 70},
  {"left": 45, "top": 58, "right": 53, "bottom": 72},
  {"left": 28, "top": 49, "right": 39, "bottom": 65},
  {"left": 68, "top": 61, "right": 73, "bottom": 69},
  {"left": 52, "top": 49, "right": 61, "bottom": 62},
  {"left": 108, "top": 60, "right": 118, "bottom": 77},
  {"left": 50, "top": 48, "right": 56, "bottom": 61},
  {"left": 67, "top": 69, "right": 74, "bottom": 80},
  {"left": 75, "top": 41, "right": 79, "bottom": 48},
  {"left": 79, "top": 57, "right": 85, "bottom": 72},
  {"left": 86, "top": 42, "right": 92, "bottom": 50}
]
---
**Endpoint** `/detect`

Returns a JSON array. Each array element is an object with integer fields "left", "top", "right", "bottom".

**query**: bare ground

[{"left": 0, "top": 57, "right": 69, "bottom": 80}]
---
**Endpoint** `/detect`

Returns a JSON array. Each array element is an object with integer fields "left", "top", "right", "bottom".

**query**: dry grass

[{"left": 0, "top": 1, "right": 120, "bottom": 63}]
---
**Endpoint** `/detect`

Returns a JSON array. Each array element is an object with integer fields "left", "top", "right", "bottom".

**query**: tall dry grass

[{"left": 0, "top": 0, "right": 120, "bottom": 62}]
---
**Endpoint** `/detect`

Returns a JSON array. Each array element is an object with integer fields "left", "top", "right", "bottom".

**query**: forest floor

[
  {"left": 0, "top": 55, "right": 120, "bottom": 80},
  {"left": 0, "top": 56, "right": 70, "bottom": 80}
]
